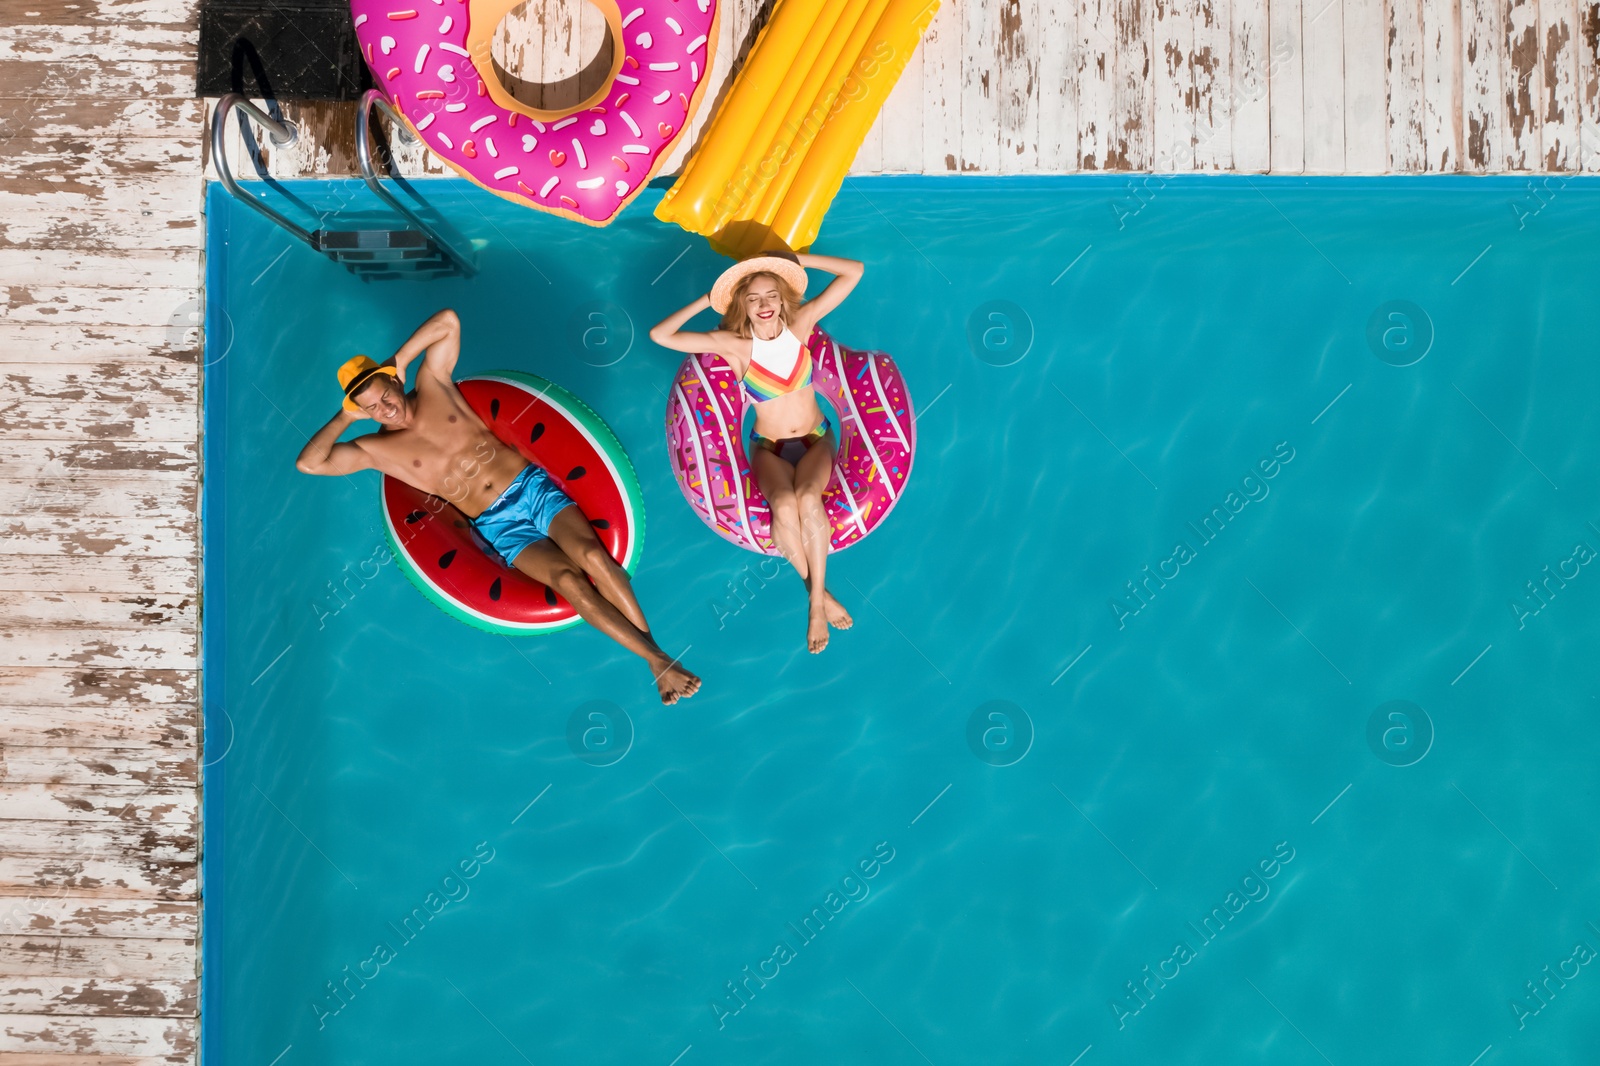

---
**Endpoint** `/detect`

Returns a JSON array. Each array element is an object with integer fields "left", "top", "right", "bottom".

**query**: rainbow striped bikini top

[{"left": 741, "top": 327, "right": 812, "bottom": 403}]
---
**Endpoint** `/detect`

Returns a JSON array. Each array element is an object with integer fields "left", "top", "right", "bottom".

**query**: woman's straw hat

[{"left": 709, "top": 250, "right": 809, "bottom": 314}]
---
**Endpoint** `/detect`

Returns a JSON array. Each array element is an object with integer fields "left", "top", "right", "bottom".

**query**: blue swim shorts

[{"left": 471, "top": 464, "right": 576, "bottom": 567}]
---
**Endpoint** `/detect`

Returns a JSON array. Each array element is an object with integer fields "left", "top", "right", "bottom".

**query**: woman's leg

[
  {"left": 791, "top": 433, "right": 845, "bottom": 652},
  {"left": 510, "top": 538, "right": 700, "bottom": 704},
  {"left": 751, "top": 447, "right": 809, "bottom": 582}
]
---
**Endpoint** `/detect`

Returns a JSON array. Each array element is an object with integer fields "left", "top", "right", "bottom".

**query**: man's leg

[
  {"left": 544, "top": 505, "right": 650, "bottom": 633},
  {"left": 509, "top": 538, "right": 700, "bottom": 704}
]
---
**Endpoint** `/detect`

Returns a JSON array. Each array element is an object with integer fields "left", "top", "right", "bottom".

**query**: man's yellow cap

[{"left": 337, "top": 355, "right": 398, "bottom": 412}]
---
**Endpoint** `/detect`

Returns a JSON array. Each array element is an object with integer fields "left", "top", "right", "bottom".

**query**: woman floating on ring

[{"left": 651, "top": 251, "right": 865, "bottom": 653}]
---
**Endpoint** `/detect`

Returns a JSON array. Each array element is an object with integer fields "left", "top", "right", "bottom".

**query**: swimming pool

[{"left": 203, "top": 175, "right": 1600, "bottom": 1064}]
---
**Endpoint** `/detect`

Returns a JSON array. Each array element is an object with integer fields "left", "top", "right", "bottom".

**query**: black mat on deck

[{"left": 198, "top": 0, "right": 373, "bottom": 101}]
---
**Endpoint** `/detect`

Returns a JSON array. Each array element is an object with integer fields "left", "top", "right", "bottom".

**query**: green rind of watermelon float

[{"left": 381, "top": 372, "right": 644, "bottom": 636}]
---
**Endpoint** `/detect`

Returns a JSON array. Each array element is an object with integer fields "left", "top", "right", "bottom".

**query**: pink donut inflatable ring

[
  {"left": 666, "top": 326, "right": 916, "bottom": 554},
  {"left": 351, "top": 0, "right": 719, "bottom": 225}
]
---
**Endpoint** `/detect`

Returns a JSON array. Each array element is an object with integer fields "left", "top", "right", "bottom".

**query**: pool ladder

[{"left": 212, "top": 91, "right": 477, "bottom": 280}]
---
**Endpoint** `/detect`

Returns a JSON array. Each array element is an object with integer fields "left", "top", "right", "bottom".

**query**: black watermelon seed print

[
  {"left": 544, "top": 585, "right": 557, "bottom": 606},
  {"left": 530, "top": 422, "right": 545, "bottom": 443},
  {"left": 405, "top": 509, "right": 427, "bottom": 524},
  {"left": 566, "top": 466, "right": 586, "bottom": 480},
  {"left": 438, "top": 549, "right": 457, "bottom": 569},
  {"left": 590, "top": 519, "right": 610, "bottom": 529},
  {"left": 489, "top": 398, "right": 501, "bottom": 419},
  {"left": 489, "top": 578, "right": 502, "bottom": 601}
]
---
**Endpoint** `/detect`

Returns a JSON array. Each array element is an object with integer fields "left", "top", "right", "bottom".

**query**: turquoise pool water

[{"left": 203, "top": 176, "right": 1600, "bottom": 1065}]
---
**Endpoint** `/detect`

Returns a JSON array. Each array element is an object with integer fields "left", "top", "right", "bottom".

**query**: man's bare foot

[
  {"left": 808, "top": 601, "right": 830, "bottom": 653},
  {"left": 822, "top": 589, "right": 853, "bottom": 630},
  {"left": 653, "top": 659, "right": 701, "bottom": 704}
]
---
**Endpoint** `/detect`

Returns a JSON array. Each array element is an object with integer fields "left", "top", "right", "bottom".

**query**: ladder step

[{"left": 316, "top": 228, "right": 431, "bottom": 251}]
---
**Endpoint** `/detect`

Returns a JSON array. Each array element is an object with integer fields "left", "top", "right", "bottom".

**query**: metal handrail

[
  {"left": 210, "top": 94, "right": 316, "bottom": 248},
  {"left": 356, "top": 90, "right": 477, "bottom": 276}
]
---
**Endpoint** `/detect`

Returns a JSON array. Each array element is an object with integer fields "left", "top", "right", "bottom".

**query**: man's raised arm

[
  {"left": 389, "top": 308, "right": 462, "bottom": 387},
  {"left": 295, "top": 408, "right": 373, "bottom": 476}
]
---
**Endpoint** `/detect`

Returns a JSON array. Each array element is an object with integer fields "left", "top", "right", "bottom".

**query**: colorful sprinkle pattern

[
  {"left": 350, "top": 0, "right": 717, "bottom": 224},
  {"left": 665, "top": 326, "right": 916, "bottom": 555}
]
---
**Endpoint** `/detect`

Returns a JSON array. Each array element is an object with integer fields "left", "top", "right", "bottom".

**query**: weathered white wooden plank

[
  {"left": 961, "top": 0, "right": 1002, "bottom": 170},
  {"left": 0, "top": 513, "right": 196, "bottom": 559},
  {"left": 1342, "top": 0, "right": 1387, "bottom": 170},
  {"left": 0, "top": 937, "right": 193, "bottom": 985},
  {"left": 543, "top": 0, "right": 578, "bottom": 114},
  {"left": 0, "top": 592, "right": 195, "bottom": 634},
  {"left": 1539, "top": 0, "right": 1581, "bottom": 167},
  {"left": 1037, "top": 0, "right": 1081, "bottom": 168},
  {"left": 0, "top": 787, "right": 193, "bottom": 827},
  {"left": 1270, "top": 0, "right": 1308, "bottom": 170},
  {"left": 0, "top": 331, "right": 196, "bottom": 367},
  {"left": 1153, "top": 0, "right": 1197, "bottom": 170},
  {"left": 1463, "top": 0, "right": 1505, "bottom": 167},
  {"left": 0, "top": 979, "right": 193, "bottom": 1019},
  {"left": 0, "top": 252, "right": 198, "bottom": 291},
  {"left": 0, "top": 29, "right": 190, "bottom": 67},
  {"left": 0, "top": 702, "right": 194, "bottom": 750},
  {"left": 1386, "top": 0, "right": 1429, "bottom": 168},
  {"left": 662, "top": 0, "right": 737, "bottom": 176},
  {"left": 1502, "top": 0, "right": 1543, "bottom": 167},
  {"left": 0, "top": 851, "right": 194, "bottom": 902},
  {"left": 0, "top": 137, "right": 201, "bottom": 186},
  {"left": 0, "top": 441, "right": 195, "bottom": 482},
  {"left": 0, "top": 669, "right": 193, "bottom": 712},
  {"left": 2, "top": 0, "right": 195, "bottom": 27},
  {"left": 856, "top": 99, "right": 886, "bottom": 175},
  {"left": 0, "top": 99, "right": 203, "bottom": 141},
  {"left": 998, "top": 0, "right": 1041, "bottom": 173},
  {"left": 1114, "top": 0, "right": 1155, "bottom": 167},
  {"left": 0, "top": 631, "right": 195, "bottom": 671},
  {"left": 0, "top": 1052, "right": 175, "bottom": 1064},
  {"left": 0, "top": 934, "right": 192, "bottom": 985},
  {"left": 1076, "top": 0, "right": 1117, "bottom": 167},
  {"left": 922, "top": 0, "right": 962, "bottom": 169},
  {"left": 577, "top": 0, "right": 612, "bottom": 107},
  {"left": 1422, "top": 0, "right": 1464, "bottom": 168},
  {"left": 0, "top": 747, "right": 194, "bottom": 789},
  {"left": 0, "top": 479, "right": 195, "bottom": 520},
  {"left": 0, "top": 1014, "right": 193, "bottom": 1059},
  {"left": 1229, "top": 0, "right": 1271, "bottom": 169},
  {"left": 0, "top": 366, "right": 197, "bottom": 406},
  {"left": 1581, "top": 0, "right": 1600, "bottom": 170},
  {"left": 0, "top": 822, "right": 193, "bottom": 867},
  {"left": 0, "top": 894, "right": 195, "bottom": 941},
  {"left": 877, "top": 7, "right": 927, "bottom": 172},
  {"left": 1302, "top": 0, "right": 1347, "bottom": 170},
  {"left": 0, "top": 59, "right": 194, "bottom": 99},
  {"left": 0, "top": 558, "right": 196, "bottom": 598},
  {"left": 1192, "top": 0, "right": 1233, "bottom": 168},
  {"left": 0, "top": 402, "right": 196, "bottom": 443},
  {"left": 0, "top": 183, "right": 200, "bottom": 252}
]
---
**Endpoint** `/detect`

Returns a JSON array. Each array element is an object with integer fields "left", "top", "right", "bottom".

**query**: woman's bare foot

[
  {"left": 653, "top": 658, "right": 701, "bottom": 704},
  {"left": 807, "top": 601, "right": 830, "bottom": 653},
  {"left": 822, "top": 589, "right": 853, "bottom": 630}
]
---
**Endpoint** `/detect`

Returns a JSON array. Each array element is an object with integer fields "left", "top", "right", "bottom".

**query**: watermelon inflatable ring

[{"left": 381, "top": 372, "right": 644, "bottom": 635}]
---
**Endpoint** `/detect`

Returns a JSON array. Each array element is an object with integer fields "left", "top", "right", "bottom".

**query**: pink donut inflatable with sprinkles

[
  {"left": 351, "top": 0, "right": 719, "bottom": 225},
  {"left": 666, "top": 326, "right": 917, "bottom": 555}
]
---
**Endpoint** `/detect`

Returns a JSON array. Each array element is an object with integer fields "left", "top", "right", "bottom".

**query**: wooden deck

[
  {"left": 230, "top": 0, "right": 1600, "bottom": 178},
  {"left": 1, "top": 0, "right": 1596, "bottom": 1060},
  {"left": 1, "top": 0, "right": 201, "bottom": 1059}
]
